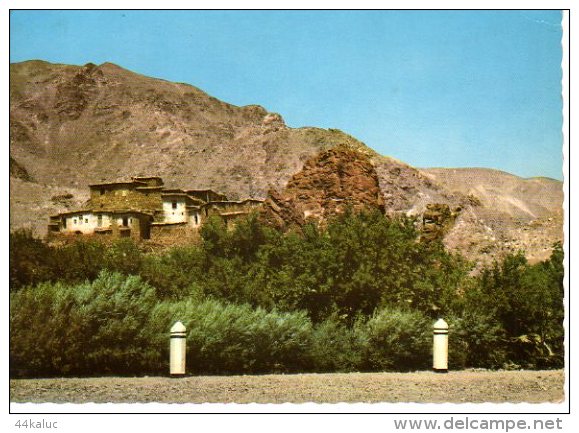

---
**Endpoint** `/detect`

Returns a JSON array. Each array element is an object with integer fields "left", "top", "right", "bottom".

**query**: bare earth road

[{"left": 10, "top": 370, "right": 564, "bottom": 404}]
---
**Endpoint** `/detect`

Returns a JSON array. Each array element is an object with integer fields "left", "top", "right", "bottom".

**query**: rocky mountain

[
  {"left": 10, "top": 60, "right": 564, "bottom": 265},
  {"left": 423, "top": 168, "right": 563, "bottom": 264},
  {"left": 10, "top": 60, "right": 365, "bottom": 196}
]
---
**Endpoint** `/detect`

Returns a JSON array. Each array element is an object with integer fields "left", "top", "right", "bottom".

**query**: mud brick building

[{"left": 48, "top": 176, "right": 263, "bottom": 240}]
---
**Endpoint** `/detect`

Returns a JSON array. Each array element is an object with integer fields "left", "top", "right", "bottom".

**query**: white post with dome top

[
  {"left": 433, "top": 318, "right": 449, "bottom": 373},
  {"left": 170, "top": 321, "right": 187, "bottom": 376}
]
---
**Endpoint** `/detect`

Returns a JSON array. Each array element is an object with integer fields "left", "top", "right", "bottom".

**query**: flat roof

[
  {"left": 162, "top": 193, "right": 211, "bottom": 203},
  {"left": 106, "top": 209, "right": 154, "bottom": 216},
  {"left": 50, "top": 209, "right": 92, "bottom": 217},
  {"left": 132, "top": 176, "right": 163, "bottom": 180},
  {"left": 50, "top": 209, "right": 154, "bottom": 218},
  {"left": 151, "top": 221, "right": 188, "bottom": 226},
  {"left": 219, "top": 211, "right": 251, "bottom": 217},
  {"left": 89, "top": 180, "right": 147, "bottom": 188},
  {"left": 186, "top": 189, "right": 227, "bottom": 197},
  {"left": 162, "top": 188, "right": 187, "bottom": 193},
  {"left": 135, "top": 186, "right": 164, "bottom": 191},
  {"left": 186, "top": 189, "right": 222, "bottom": 193},
  {"left": 161, "top": 192, "right": 189, "bottom": 197}
]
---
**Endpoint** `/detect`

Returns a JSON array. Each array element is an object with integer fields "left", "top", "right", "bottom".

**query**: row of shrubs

[
  {"left": 11, "top": 270, "right": 562, "bottom": 377},
  {"left": 11, "top": 271, "right": 495, "bottom": 376}
]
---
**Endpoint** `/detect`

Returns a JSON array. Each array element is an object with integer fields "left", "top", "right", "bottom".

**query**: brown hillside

[
  {"left": 10, "top": 60, "right": 365, "bottom": 197},
  {"left": 423, "top": 168, "right": 563, "bottom": 263},
  {"left": 10, "top": 60, "right": 563, "bottom": 265},
  {"left": 423, "top": 168, "right": 562, "bottom": 220}
]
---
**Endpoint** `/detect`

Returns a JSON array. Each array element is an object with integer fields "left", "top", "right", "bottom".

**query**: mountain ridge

[{"left": 9, "top": 60, "right": 563, "bottom": 265}]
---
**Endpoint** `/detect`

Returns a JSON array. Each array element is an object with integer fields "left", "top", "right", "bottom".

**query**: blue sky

[{"left": 10, "top": 10, "right": 563, "bottom": 179}]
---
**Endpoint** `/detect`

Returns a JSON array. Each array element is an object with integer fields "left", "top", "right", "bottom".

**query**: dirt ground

[{"left": 10, "top": 370, "right": 564, "bottom": 404}]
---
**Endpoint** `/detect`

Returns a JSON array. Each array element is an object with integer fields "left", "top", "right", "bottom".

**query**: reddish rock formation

[{"left": 261, "top": 146, "right": 385, "bottom": 229}]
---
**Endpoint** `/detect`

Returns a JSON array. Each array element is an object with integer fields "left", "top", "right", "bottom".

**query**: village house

[{"left": 48, "top": 176, "right": 263, "bottom": 241}]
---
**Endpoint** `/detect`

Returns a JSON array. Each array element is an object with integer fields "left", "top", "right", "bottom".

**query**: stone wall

[{"left": 150, "top": 223, "right": 199, "bottom": 244}]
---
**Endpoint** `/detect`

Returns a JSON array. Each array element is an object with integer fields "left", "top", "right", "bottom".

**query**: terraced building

[{"left": 48, "top": 176, "right": 263, "bottom": 240}]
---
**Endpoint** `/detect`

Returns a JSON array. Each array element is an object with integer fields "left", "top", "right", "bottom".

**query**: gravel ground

[{"left": 10, "top": 370, "right": 564, "bottom": 404}]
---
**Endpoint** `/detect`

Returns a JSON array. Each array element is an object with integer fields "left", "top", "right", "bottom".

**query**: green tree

[
  {"left": 103, "top": 238, "right": 143, "bottom": 275},
  {"left": 140, "top": 245, "right": 206, "bottom": 299},
  {"left": 358, "top": 307, "right": 431, "bottom": 371},
  {"left": 9, "top": 229, "right": 54, "bottom": 290},
  {"left": 465, "top": 246, "right": 564, "bottom": 368}
]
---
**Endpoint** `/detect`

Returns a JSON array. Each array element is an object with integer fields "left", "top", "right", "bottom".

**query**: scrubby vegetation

[{"left": 9, "top": 211, "right": 565, "bottom": 377}]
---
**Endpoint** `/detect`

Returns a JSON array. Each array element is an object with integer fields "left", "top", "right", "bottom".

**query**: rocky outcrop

[
  {"left": 261, "top": 146, "right": 385, "bottom": 229},
  {"left": 54, "top": 63, "right": 106, "bottom": 120},
  {"left": 420, "top": 203, "right": 460, "bottom": 242},
  {"left": 10, "top": 157, "right": 33, "bottom": 182}
]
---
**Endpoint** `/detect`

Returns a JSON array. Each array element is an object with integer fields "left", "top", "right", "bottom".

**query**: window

[
  {"left": 122, "top": 217, "right": 128, "bottom": 227},
  {"left": 73, "top": 218, "right": 77, "bottom": 224},
  {"left": 172, "top": 201, "right": 177, "bottom": 209},
  {"left": 97, "top": 215, "right": 102, "bottom": 227},
  {"left": 85, "top": 218, "right": 89, "bottom": 224}
]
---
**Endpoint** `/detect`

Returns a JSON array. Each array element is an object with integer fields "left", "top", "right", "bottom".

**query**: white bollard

[
  {"left": 432, "top": 318, "right": 448, "bottom": 373},
  {"left": 170, "top": 321, "right": 187, "bottom": 376}
]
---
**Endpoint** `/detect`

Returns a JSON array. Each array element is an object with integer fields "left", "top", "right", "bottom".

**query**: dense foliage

[
  {"left": 457, "top": 245, "right": 565, "bottom": 369},
  {"left": 9, "top": 211, "right": 565, "bottom": 377}
]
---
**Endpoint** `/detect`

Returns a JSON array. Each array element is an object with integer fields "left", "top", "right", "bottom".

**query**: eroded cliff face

[{"left": 261, "top": 146, "right": 385, "bottom": 229}]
